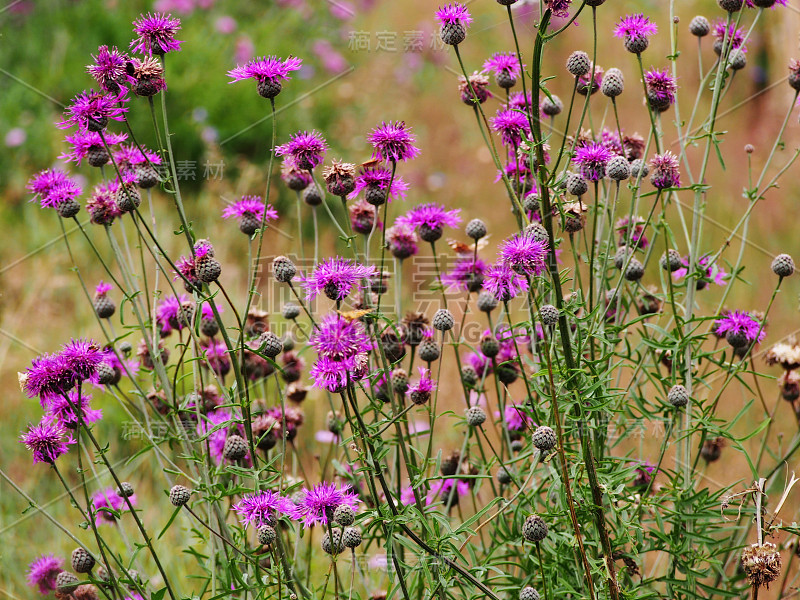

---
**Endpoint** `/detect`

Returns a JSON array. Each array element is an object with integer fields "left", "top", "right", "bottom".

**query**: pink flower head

[
  {"left": 227, "top": 55, "right": 303, "bottom": 97},
  {"left": 614, "top": 14, "right": 658, "bottom": 40},
  {"left": 407, "top": 367, "right": 437, "bottom": 400},
  {"left": 616, "top": 216, "right": 649, "bottom": 250},
  {"left": 649, "top": 151, "right": 681, "bottom": 189},
  {"left": 95, "top": 281, "right": 113, "bottom": 296},
  {"left": 60, "top": 130, "right": 127, "bottom": 165},
  {"left": 58, "top": 89, "right": 128, "bottom": 132},
  {"left": 499, "top": 232, "right": 549, "bottom": 277},
  {"left": 310, "top": 313, "right": 373, "bottom": 361},
  {"left": 349, "top": 166, "right": 409, "bottom": 201},
  {"left": 386, "top": 222, "right": 419, "bottom": 259},
  {"left": 19, "top": 419, "right": 74, "bottom": 464},
  {"left": 174, "top": 255, "right": 200, "bottom": 288},
  {"left": 715, "top": 311, "right": 766, "bottom": 345},
  {"left": 504, "top": 403, "right": 533, "bottom": 432},
  {"left": 301, "top": 257, "right": 377, "bottom": 301},
  {"left": 22, "top": 353, "right": 74, "bottom": 404},
  {"left": 222, "top": 195, "right": 278, "bottom": 221},
  {"left": 435, "top": 3, "right": 472, "bottom": 27},
  {"left": 60, "top": 338, "right": 104, "bottom": 383},
  {"left": 26, "top": 169, "right": 82, "bottom": 209},
  {"left": 398, "top": 202, "right": 461, "bottom": 232},
  {"left": 482, "top": 262, "right": 530, "bottom": 302},
  {"left": 546, "top": 0, "right": 573, "bottom": 19},
  {"left": 86, "top": 181, "right": 123, "bottom": 225},
  {"left": 113, "top": 143, "right": 162, "bottom": 170},
  {"left": 290, "top": 482, "right": 360, "bottom": 527},
  {"left": 232, "top": 491, "right": 290, "bottom": 528},
  {"left": 197, "top": 408, "right": 239, "bottom": 465},
  {"left": 91, "top": 487, "right": 136, "bottom": 525},
  {"left": 367, "top": 121, "right": 421, "bottom": 163},
  {"left": 444, "top": 257, "right": 488, "bottom": 293},
  {"left": 275, "top": 130, "right": 328, "bottom": 170},
  {"left": 573, "top": 141, "right": 613, "bottom": 182},
  {"left": 26, "top": 554, "right": 64, "bottom": 594},
  {"left": 156, "top": 294, "right": 193, "bottom": 334},
  {"left": 131, "top": 12, "right": 183, "bottom": 55},
  {"left": 200, "top": 339, "right": 231, "bottom": 376},
  {"left": 87, "top": 45, "right": 135, "bottom": 92},
  {"left": 672, "top": 254, "right": 728, "bottom": 287},
  {"left": 712, "top": 20, "right": 747, "bottom": 53},
  {"left": 644, "top": 68, "right": 677, "bottom": 109},
  {"left": 483, "top": 53, "right": 523, "bottom": 78},
  {"left": 310, "top": 353, "right": 369, "bottom": 393},
  {"left": 46, "top": 389, "right": 103, "bottom": 429},
  {"left": 426, "top": 478, "right": 469, "bottom": 507},
  {"left": 491, "top": 108, "right": 531, "bottom": 147}
]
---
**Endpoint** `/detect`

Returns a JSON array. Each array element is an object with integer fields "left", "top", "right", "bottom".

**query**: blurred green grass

[{"left": 2, "top": 0, "right": 800, "bottom": 595}]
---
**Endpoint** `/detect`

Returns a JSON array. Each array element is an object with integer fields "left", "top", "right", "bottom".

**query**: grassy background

[{"left": 2, "top": 0, "right": 800, "bottom": 596}]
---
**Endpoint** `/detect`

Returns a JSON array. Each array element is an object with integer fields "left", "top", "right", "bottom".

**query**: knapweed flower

[
  {"left": 673, "top": 254, "right": 728, "bottom": 288},
  {"left": 644, "top": 68, "right": 677, "bottom": 111},
  {"left": 87, "top": 45, "right": 134, "bottom": 93},
  {"left": 26, "top": 554, "right": 64, "bottom": 594},
  {"left": 386, "top": 222, "right": 419, "bottom": 259},
  {"left": 310, "top": 355, "right": 356, "bottom": 393},
  {"left": 349, "top": 198, "right": 380, "bottom": 234},
  {"left": 22, "top": 353, "right": 73, "bottom": 404},
  {"left": 60, "top": 338, "right": 104, "bottom": 383},
  {"left": 113, "top": 143, "right": 162, "bottom": 171},
  {"left": 504, "top": 403, "right": 533, "bottom": 433},
  {"left": 426, "top": 479, "right": 469, "bottom": 507},
  {"left": 281, "top": 156, "right": 313, "bottom": 190},
  {"left": 323, "top": 160, "right": 357, "bottom": 196},
  {"left": 227, "top": 55, "right": 303, "bottom": 99},
  {"left": 131, "top": 12, "right": 183, "bottom": 55},
  {"left": 367, "top": 121, "right": 421, "bottom": 163},
  {"left": 20, "top": 419, "right": 74, "bottom": 464},
  {"left": 275, "top": 130, "right": 328, "bottom": 170},
  {"left": 649, "top": 151, "right": 681, "bottom": 189},
  {"left": 156, "top": 295, "right": 194, "bottom": 335},
  {"left": 617, "top": 216, "right": 649, "bottom": 249},
  {"left": 483, "top": 263, "right": 530, "bottom": 302},
  {"left": 290, "top": 482, "right": 360, "bottom": 527},
  {"left": 444, "top": 257, "right": 488, "bottom": 292},
  {"left": 576, "top": 64, "right": 603, "bottom": 96},
  {"left": 614, "top": 14, "right": 658, "bottom": 53},
  {"left": 130, "top": 56, "right": 167, "bottom": 96},
  {"left": 200, "top": 339, "right": 231, "bottom": 376},
  {"left": 174, "top": 255, "right": 200, "bottom": 291},
  {"left": 60, "top": 130, "right": 127, "bottom": 166},
  {"left": 349, "top": 166, "right": 409, "bottom": 204},
  {"left": 310, "top": 314, "right": 373, "bottom": 361},
  {"left": 398, "top": 202, "right": 461, "bottom": 243},
  {"left": 407, "top": 367, "right": 437, "bottom": 405},
  {"left": 58, "top": 89, "right": 128, "bottom": 132},
  {"left": 26, "top": 169, "right": 82, "bottom": 210},
  {"left": 458, "top": 71, "right": 492, "bottom": 105},
  {"left": 197, "top": 409, "right": 239, "bottom": 465},
  {"left": 46, "top": 390, "right": 103, "bottom": 429},
  {"left": 715, "top": 310, "right": 766, "bottom": 347},
  {"left": 498, "top": 233, "right": 549, "bottom": 276},
  {"left": 302, "top": 257, "right": 377, "bottom": 301},
  {"left": 491, "top": 108, "right": 531, "bottom": 147},
  {"left": 712, "top": 20, "right": 747, "bottom": 54},
  {"left": 632, "top": 461, "right": 656, "bottom": 487},
  {"left": 436, "top": 3, "right": 473, "bottom": 46},
  {"left": 546, "top": 0, "right": 573, "bottom": 19},
  {"left": 86, "top": 181, "right": 123, "bottom": 225},
  {"left": 483, "top": 53, "right": 523, "bottom": 89},
  {"left": 222, "top": 195, "right": 278, "bottom": 236},
  {"left": 573, "top": 141, "right": 613, "bottom": 182},
  {"left": 92, "top": 487, "right": 135, "bottom": 525},
  {"left": 233, "top": 491, "right": 290, "bottom": 528},
  {"left": 744, "top": 0, "right": 787, "bottom": 6}
]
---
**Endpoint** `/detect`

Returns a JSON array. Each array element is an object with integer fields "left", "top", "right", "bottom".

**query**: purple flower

[
  {"left": 26, "top": 169, "right": 82, "bottom": 209},
  {"left": 616, "top": 216, "right": 649, "bottom": 249},
  {"left": 302, "top": 257, "right": 377, "bottom": 301},
  {"left": 491, "top": 108, "right": 531, "bottom": 147},
  {"left": 673, "top": 254, "right": 728, "bottom": 287},
  {"left": 22, "top": 353, "right": 74, "bottom": 404},
  {"left": 573, "top": 141, "right": 613, "bottom": 182},
  {"left": 58, "top": 89, "right": 128, "bottom": 132},
  {"left": 232, "top": 491, "right": 290, "bottom": 528},
  {"left": 649, "top": 151, "right": 681, "bottom": 189},
  {"left": 498, "top": 233, "right": 549, "bottom": 276},
  {"left": 507, "top": 90, "right": 533, "bottom": 111},
  {"left": 715, "top": 311, "right": 766, "bottom": 344},
  {"left": 386, "top": 222, "right": 419, "bottom": 259},
  {"left": 613, "top": 14, "right": 658, "bottom": 40},
  {"left": 310, "top": 355, "right": 351, "bottom": 393},
  {"left": 407, "top": 367, "right": 437, "bottom": 404},
  {"left": 483, "top": 52, "right": 523, "bottom": 78},
  {"left": 227, "top": 55, "right": 303, "bottom": 98},
  {"left": 197, "top": 409, "right": 238, "bottom": 465},
  {"left": 712, "top": 20, "right": 747, "bottom": 53},
  {"left": 645, "top": 68, "right": 677, "bottom": 110},
  {"left": 87, "top": 45, "right": 134, "bottom": 92},
  {"left": 466, "top": 351, "right": 491, "bottom": 377},
  {"left": 546, "top": 0, "right": 573, "bottom": 19},
  {"left": 744, "top": 0, "right": 786, "bottom": 6},
  {"left": 113, "top": 143, "right": 162, "bottom": 170},
  {"left": 46, "top": 389, "right": 103, "bottom": 429},
  {"left": 504, "top": 403, "right": 533, "bottom": 432},
  {"left": 131, "top": 12, "right": 183, "bottom": 55},
  {"left": 633, "top": 461, "right": 656, "bottom": 487},
  {"left": 310, "top": 314, "right": 373, "bottom": 360},
  {"left": 86, "top": 181, "right": 123, "bottom": 225},
  {"left": 435, "top": 3, "right": 473, "bottom": 27},
  {"left": 444, "top": 257, "right": 488, "bottom": 292},
  {"left": 367, "top": 121, "right": 421, "bottom": 163},
  {"left": 398, "top": 203, "right": 461, "bottom": 238},
  {"left": 426, "top": 479, "right": 469, "bottom": 506},
  {"left": 349, "top": 166, "right": 409, "bottom": 201},
  {"left": 349, "top": 198, "right": 381, "bottom": 234},
  {"left": 200, "top": 339, "right": 231, "bottom": 376},
  {"left": 91, "top": 487, "right": 135, "bottom": 525},
  {"left": 60, "top": 130, "right": 127, "bottom": 165},
  {"left": 26, "top": 554, "right": 64, "bottom": 594},
  {"left": 275, "top": 130, "right": 328, "bottom": 170},
  {"left": 174, "top": 255, "right": 200, "bottom": 288},
  {"left": 222, "top": 195, "right": 278, "bottom": 222},
  {"left": 482, "top": 263, "right": 530, "bottom": 302},
  {"left": 61, "top": 338, "right": 104, "bottom": 383},
  {"left": 19, "top": 419, "right": 74, "bottom": 464},
  {"left": 156, "top": 294, "right": 193, "bottom": 335},
  {"left": 290, "top": 482, "right": 360, "bottom": 527}
]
